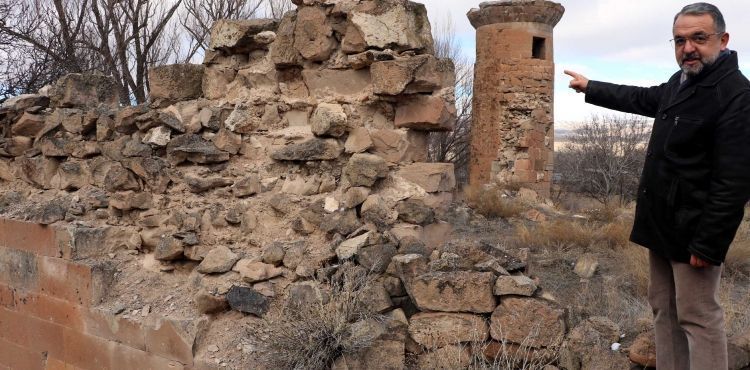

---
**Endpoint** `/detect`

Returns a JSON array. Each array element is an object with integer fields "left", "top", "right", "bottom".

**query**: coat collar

[{"left": 663, "top": 50, "right": 740, "bottom": 110}]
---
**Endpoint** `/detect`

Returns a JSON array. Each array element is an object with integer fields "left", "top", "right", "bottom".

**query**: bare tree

[
  {"left": 555, "top": 114, "right": 651, "bottom": 205},
  {"left": 264, "top": 0, "right": 293, "bottom": 20},
  {"left": 428, "top": 15, "right": 473, "bottom": 186}
]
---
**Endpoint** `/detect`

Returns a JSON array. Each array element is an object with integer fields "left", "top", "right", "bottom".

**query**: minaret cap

[{"left": 467, "top": 0, "right": 565, "bottom": 29}]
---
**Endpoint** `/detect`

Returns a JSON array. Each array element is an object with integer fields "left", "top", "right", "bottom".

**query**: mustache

[{"left": 682, "top": 52, "right": 701, "bottom": 62}]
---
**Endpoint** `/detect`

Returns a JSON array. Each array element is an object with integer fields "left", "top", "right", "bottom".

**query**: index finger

[{"left": 564, "top": 70, "right": 580, "bottom": 79}]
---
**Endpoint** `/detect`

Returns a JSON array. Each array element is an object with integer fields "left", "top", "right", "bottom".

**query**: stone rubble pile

[{"left": 0, "top": 0, "right": 629, "bottom": 368}]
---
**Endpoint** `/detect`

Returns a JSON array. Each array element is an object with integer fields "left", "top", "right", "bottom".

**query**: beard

[{"left": 680, "top": 51, "right": 720, "bottom": 76}]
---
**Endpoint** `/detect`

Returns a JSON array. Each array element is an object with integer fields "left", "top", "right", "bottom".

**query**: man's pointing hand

[{"left": 564, "top": 70, "right": 589, "bottom": 93}]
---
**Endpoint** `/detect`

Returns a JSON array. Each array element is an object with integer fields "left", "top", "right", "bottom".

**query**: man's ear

[{"left": 720, "top": 32, "right": 730, "bottom": 50}]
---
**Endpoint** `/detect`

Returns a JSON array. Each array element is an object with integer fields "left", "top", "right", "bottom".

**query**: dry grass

[
  {"left": 514, "top": 216, "right": 632, "bottom": 253},
  {"left": 465, "top": 184, "right": 527, "bottom": 219},
  {"left": 725, "top": 217, "right": 750, "bottom": 277},
  {"left": 256, "top": 263, "right": 383, "bottom": 370}
]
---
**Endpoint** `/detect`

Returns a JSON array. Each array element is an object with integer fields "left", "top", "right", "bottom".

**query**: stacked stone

[
  {"left": 468, "top": 0, "right": 564, "bottom": 197},
  {"left": 0, "top": 0, "right": 581, "bottom": 367}
]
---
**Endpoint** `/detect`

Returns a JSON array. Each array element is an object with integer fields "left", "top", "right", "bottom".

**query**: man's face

[{"left": 673, "top": 14, "right": 729, "bottom": 76}]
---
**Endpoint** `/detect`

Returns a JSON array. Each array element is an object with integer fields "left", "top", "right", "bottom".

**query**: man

[{"left": 565, "top": 3, "right": 750, "bottom": 369}]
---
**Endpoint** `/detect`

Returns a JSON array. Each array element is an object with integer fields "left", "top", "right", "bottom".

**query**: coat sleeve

[
  {"left": 585, "top": 81, "right": 667, "bottom": 118},
  {"left": 687, "top": 90, "right": 750, "bottom": 265}
]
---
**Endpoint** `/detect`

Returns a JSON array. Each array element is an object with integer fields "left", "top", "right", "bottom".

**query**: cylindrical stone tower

[{"left": 467, "top": 1, "right": 564, "bottom": 197}]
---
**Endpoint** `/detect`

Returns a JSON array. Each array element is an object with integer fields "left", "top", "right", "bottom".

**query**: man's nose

[{"left": 683, "top": 40, "right": 697, "bottom": 53}]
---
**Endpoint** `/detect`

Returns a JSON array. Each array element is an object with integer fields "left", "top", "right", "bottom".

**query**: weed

[
  {"left": 256, "top": 263, "right": 383, "bottom": 370},
  {"left": 465, "top": 184, "right": 527, "bottom": 219}
]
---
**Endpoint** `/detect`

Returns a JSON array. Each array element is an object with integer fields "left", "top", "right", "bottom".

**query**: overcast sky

[{"left": 416, "top": 0, "right": 750, "bottom": 128}]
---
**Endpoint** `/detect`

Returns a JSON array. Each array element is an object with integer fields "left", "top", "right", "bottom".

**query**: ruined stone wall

[
  {"left": 468, "top": 1, "right": 564, "bottom": 197},
  {"left": 0, "top": 0, "right": 460, "bottom": 368}
]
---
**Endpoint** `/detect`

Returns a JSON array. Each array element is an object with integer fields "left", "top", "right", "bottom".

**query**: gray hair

[{"left": 674, "top": 3, "right": 726, "bottom": 33}]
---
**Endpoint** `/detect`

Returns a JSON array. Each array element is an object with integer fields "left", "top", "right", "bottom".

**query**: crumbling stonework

[
  {"left": 468, "top": 0, "right": 565, "bottom": 197},
  {"left": 0, "top": 1, "right": 595, "bottom": 368}
]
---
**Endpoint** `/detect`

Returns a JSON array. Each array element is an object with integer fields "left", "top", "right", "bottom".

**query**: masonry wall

[{"left": 0, "top": 218, "right": 200, "bottom": 370}]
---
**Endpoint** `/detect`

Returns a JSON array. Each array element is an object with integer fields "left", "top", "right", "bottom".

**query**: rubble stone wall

[
  {"left": 0, "top": 0, "right": 462, "bottom": 367},
  {"left": 468, "top": 1, "right": 564, "bottom": 197}
]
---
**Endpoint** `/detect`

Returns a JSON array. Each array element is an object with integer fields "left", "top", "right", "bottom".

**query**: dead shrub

[
  {"left": 465, "top": 184, "right": 527, "bottom": 219},
  {"left": 256, "top": 263, "right": 383, "bottom": 370},
  {"left": 514, "top": 219, "right": 598, "bottom": 252}
]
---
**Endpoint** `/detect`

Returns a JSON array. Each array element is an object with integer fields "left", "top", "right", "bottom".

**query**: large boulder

[
  {"left": 371, "top": 55, "right": 455, "bottom": 96},
  {"left": 294, "top": 6, "right": 336, "bottom": 61},
  {"left": 406, "top": 271, "right": 496, "bottom": 313},
  {"left": 344, "top": 153, "right": 389, "bottom": 187},
  {"left": 395, "top": 95, "right": 456, "bottom": 131},
  {"left": 148, "top": 64, "right": 205, "bottom": 102},
  {"left": 409, "top": 312, "right": 489, "bottom": 348},
  {"left": 347, "top": 0, "right": 434, "bottom": 54},
  {"left": 209, "top": 19, "right": 278, "bottom": 54},
  {"left": 397, "top": 163, "right": 455, "bottom": 192},
  {"left": 49, "top": 73, "right": 120, "bottom": 109},
  {"left": 490, "top": 297, "right": 566, "bottom": 348}
]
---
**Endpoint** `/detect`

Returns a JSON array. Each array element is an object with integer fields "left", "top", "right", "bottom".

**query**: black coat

[{"left": 585, "top": 51, "right": 750, "bottom": 265}]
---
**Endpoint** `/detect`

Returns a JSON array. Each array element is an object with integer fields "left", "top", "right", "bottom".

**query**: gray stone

[
  {"left": 184, "top": 175, "right": 233, "bottom": 193},
  {"left": 226, "top": 285, "right": 269, "bottom": 316},
  {"left": 49, "top": 73, "right": 120, "bottom": 109},
  {"left": 167, "top": 134, "right": 230, "bottom": 164},
  {"left": 270, "top": 138, "right": 343, "bottom": 161},
  {"left": 396, "top": 198, "right": 435, "bottom": 225},
  {"left": 361, "top": 195, "right": 398, "bottom": 228},
  {"left": 125, "top": 157, "right": 172, "bottom": 193},
  {"left": 357, "top": 244, "right": 398, "bottom": 274},
  {"left": 154, "top": 236, "right": 184, "bottom": 261},
  {"left": 344, "top": 153, "right": 388, "bottom": 187},
  {"left": 143, "top": 126, "right": 172, "bottom": 147},
  {"left": 311, "top": 103, "right": 348, "bottom": 138},
  {"left": 261, "top": 243, "right": 286, "bottom": 266},
  {"left": 342, "top": 187, "right": 371, "bottom": 209},
  {"left": 104, "top": 163, "right": 141, "bottom": 192}
]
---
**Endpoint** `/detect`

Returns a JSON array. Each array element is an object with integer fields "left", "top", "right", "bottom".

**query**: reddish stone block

[
  {"left": 43, "top": 357, "right": 74, "bottom": 370},
  {"left": 0, "top": 218, "right": 62, "bottom": 257},
  {"left": 84, "top": 307, "right": 146, "bottom": 351},
  {"left": 62, "top": 328, "right": 113, "bottom": 370},
  {"left": 38, "top": 257, "right": 114, "bottom": 306},
  {"left": 146, "top": 319, "right": 203, "bottom": 365},
  {"left": 0, "top": 246, "right": 39, "bottom": 292},
  {"left": 0, "top": 307, "right": 65, "bottom": 359},
  {"left": 0, "top": 337, "right": 46, "bottom": 370},
  {"left": 111, "top": 342, "right": 185, "bottom": 370},
  {"left": 0, "top": 283, "right": 14, "bottom": 309},
  {"left": 513, "top": 159, "right": 532, "bottom": 171},
  {"left": 14, "top": 291, "right": 84, "bottom": 329}
]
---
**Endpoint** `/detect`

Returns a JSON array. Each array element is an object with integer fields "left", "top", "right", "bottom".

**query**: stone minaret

[{"left": 467, "top": 1, "right": 564, "bottom": 197}]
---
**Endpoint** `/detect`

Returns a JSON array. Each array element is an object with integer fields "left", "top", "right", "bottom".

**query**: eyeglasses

[{"left": 670, "top": 32, "right": 723, "bottom": 47}]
